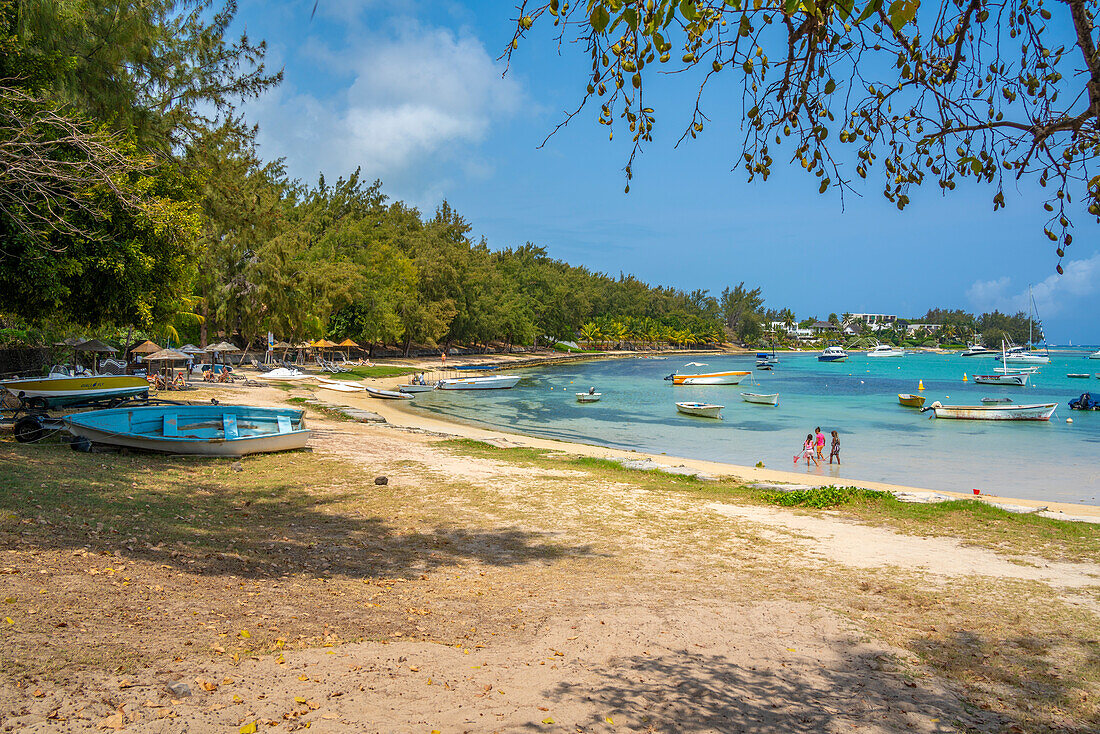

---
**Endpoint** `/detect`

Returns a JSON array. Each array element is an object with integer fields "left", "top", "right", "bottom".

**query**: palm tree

[{"left": 578, "top": 321, "right": 600, "bottom": 348}]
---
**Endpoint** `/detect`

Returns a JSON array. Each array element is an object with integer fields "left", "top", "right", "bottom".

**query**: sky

[{"left": 233, "top": 0, "right": 1100, "bottom": 344}]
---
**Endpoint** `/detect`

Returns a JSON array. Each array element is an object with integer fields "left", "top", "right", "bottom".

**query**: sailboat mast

[{"left": 1028, "top": 284, "right": 1033, "bottom": 348}]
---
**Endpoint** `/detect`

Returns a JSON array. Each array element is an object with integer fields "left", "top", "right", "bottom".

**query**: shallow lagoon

[{"left": 409, "top": 350, "right": 1100, "bottom": 506}]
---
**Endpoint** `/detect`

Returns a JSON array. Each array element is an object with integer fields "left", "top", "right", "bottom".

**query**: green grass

[
  {"left": 325, "top": 365, "right": 415, "bottom": 379},
  {"left": 441, "top": 438, "right": 1100, "bottom": 563}
]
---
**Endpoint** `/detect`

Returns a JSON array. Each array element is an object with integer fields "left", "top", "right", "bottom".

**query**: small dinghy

[
  {"left": 397, "top": 384, "right": 436, "bottom": 393},
  {"left": 741, "top": 392, "right": 779, "bottom": 406},
  {"left": 437, "top": 375, "right": 521, "bottom": 390},
  {"left": 1067, "top": 373, "right": 1090, "bottom": 379},
  {"left": 365, "top": 386, "right": 413, "bottom": 400},
  {"left": 576, "top": 392, "right": 602, "bottom": 403},
  {"left": 897, "top": 393, "right": 926, "bottom": 408},
  {"left": 64, "top": 405, "right": 309, "bottom": 456},
  {"left": 675, "top": 402, "right": 723, "bottom": 419}
]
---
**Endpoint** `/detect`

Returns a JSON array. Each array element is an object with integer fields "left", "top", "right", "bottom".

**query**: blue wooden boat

[{"left": 64, "top": 405, "right": 310, "bottom": 456}]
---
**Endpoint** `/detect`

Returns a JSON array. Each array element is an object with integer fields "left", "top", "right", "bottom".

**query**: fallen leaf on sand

[
  {"left": 542, "top": 717, "right": 555, "bottom": 724},
  {"left": 195, "top": 678, "right": 218, "bottom": 692},
  {"left": 537, "top": 706, "right": 548, "bottom": 711},
  {"left": 295, "top": 697, "right": 307, "bottom": 704},
  {"left": 97, "top": 711, "right": 125, "bottom": 730},
  {"left": 238, "top": 630, "right": 251, "bottom": 638},
  {"left": 605, "top": 717, "right": 614, "bottom": 724},
  {"left": 298, "top": 675, "right": 310, "bottom": 681},
  {"left": 239, "top": 722, "right": 257, "bottom": 734}
]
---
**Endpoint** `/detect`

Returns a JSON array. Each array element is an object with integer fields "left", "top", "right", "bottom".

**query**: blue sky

[{"left": 234, "top": 1, "right": 1100, "bottom": 343}]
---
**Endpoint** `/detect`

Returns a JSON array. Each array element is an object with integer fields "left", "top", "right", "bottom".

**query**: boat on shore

[
  {"left": 0, "top": 373, "right": 149, "bottom": 408},
  {"left": 817, "top": 346, "right": 848, "bottom": 362},
  {"left": 897, "top": 393, "right": 926, "bottom": 408},
  {"left": 675, "top": 402, "right": 723, "bottom": 419},
  {"left": 437, "top": 375, "right": 521, "bottom": 390},
  {"left": 365, "top": 386, "right": 413, "bottom": 400},
  {"left": 741, "top": 392, "right": 779, "bottom": 406},
  {"left": 923, "top": 401, "right": 1057, "bottom": 421},
  {"left": 576, "top": 392, "right": 602, "bottom": 403},
  {"left": 669, "top": 370, "right": 751, "bottom": 385},
  {"left": 315, "top": 377, "right": 366, "bottom": 392},
  {"left": 974, "top": 372, "right": 1029, "bottom": 386},
  {"left": 64, "top": 405, "right": 310, "bottom": 455}
]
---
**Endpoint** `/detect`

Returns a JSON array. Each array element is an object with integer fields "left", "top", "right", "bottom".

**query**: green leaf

[
  {"left": 824, "top": 79, "right": 836, "bottom": 94},
  {"left": 784, "top": 0, "right": 799, "bottom": 14},
  {"left": 591, "top": 4, "right": 611, "bottom": 33},
  {"left": 856, "top": 0, "right": 883, "bottom": 24},
  {"left": 836, "top": 0, "right": 855, "bottom": 19},
  {"left": 680, "top": 0, "right": 698, "bottom": 21}
]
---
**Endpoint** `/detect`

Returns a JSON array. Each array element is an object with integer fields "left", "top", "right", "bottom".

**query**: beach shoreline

[{"left": 319, "top": 373, "right": 1100, "bottom": 522}]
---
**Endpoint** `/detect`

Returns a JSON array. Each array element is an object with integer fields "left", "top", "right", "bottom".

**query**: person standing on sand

[
  {"left": 814, "top": 427, "right": 826, "bottom": 460},
  {"left": 829, "top": 430, "right": 841, "bottom": 464},
  {"left": 441, "top": 350, "right": 446, "bottom": 366}
]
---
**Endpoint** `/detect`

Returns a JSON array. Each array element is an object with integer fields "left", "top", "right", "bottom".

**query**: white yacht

[
  {"left": 1088, "top": 349, "right": 1100, "bottom": 360},
  {"left": 961, "top": 343, "right": 993, "bottom": 357},
  {"left": 867, "top": 344, "right": 905, "bottom": 357},
  {"left": 817, "top": 346, "right": 849, "bottom": 362},
  {"left": 996, "top": 345, "right": 1050, "bottom": 365}
]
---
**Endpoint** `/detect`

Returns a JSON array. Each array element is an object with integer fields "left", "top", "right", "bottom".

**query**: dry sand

[{"left": 2, "top": 379, "right": 1097, "bottom": 732}]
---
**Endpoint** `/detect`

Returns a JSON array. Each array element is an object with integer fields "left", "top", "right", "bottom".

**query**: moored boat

[
  {"left": 670, "top": 370, "right": 750, "bottom": 385},
  {"left": 817, "top": 346, "right": 849, "bottom": 362},
  {"left": 64, "top": 405, "right": 310, "bottom": 455},
  {"left": 397, "top": 383, "right": 436, "bottom": 393},
  {"left": 1067, "top": 373, "right": 1090, "bottom": 379},
  {"left": 675, "top": 402, "right": 723, "bottom": 419},
  {"left": 741, "top": 392, "right": 779, "bottom": 406},
  {"left": 974, "top": 372, "right": 1029, "bottom": 386},
  {"left": 980, "top": 397, "right": 1014, "bottom": 404},
  {"left": 437, "top": 375, "right": 521, "bottom": 390},
  {"left": 924, "top": 401, "right": 1057, "bottom": 421},
  {"left": 867, "top": 344, "right": 905, "bottom": 357},
  {"left": 1089, "top": 350, "right": 1100, "bottom": 359},
  {"left": 961, "top": 343, "right": 994, "bottom": 357},
  {"left": 576, "top": 392, "right": 602, "bottom": 403},
  {"left": 897, "top": 393, "right": 926, "bottom": 408},
  {"left": 0, "top": 373, "right": 149, "bottom": 408}
]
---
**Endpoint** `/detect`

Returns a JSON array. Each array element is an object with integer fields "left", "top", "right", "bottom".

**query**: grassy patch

[
  {"left": 325, "top": 365, "right": 414, "bottom": 379},
  {"left": 441, "top": 438, "right": 1100, "bottom": 563},
  {"left": 760, "top": 486, "right": 890, "bottom": 508}
]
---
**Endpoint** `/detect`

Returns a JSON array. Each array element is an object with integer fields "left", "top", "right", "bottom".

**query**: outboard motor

[
  {"left": 1070, "top": 392, "right": 1095, "bottom": 410},
  {"left": 664, "top": 373, "right": 675, "bottom": 381}
]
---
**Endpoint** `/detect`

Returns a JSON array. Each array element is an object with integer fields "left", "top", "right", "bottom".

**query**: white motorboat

[
  {"left": 365, "top": 386, "right": 413, "bottom": 400},
  {"left": 1089, "top": 350, "right": 1100, "bottom": 360},
  {"left": 397, "top": 383, "right": 436, "bottom": 393},
  {"left": 996, "top": 347, "right": 1050, "bottom": 365},
  {"left": 817, "top": 346, "right": 848, "bottom": 362},
  {"left": 675, "top": 402, "right": 723, "bottom": 419},
  {"left": 258, "top": 367, "right": 311, "bottom": 381},
  {"left": 670, "top": 370, "right": 750, "bottom": 385},
  {"left": 437, "top": 375, "right": 521, "bottom": 390},
  {"left": 866, "top": 344, "right": 905, "bottom": 357},
  {"left": 973, "top": 372, "right": 1029, "bottom": 386},
  {"left": 924, "top": 401, "right": 1057, "bottom": 421},
  {"left": 961, "top": 343, "right": 994, "bottom": 357},
  {"left": 741, "top": 392, "right": 779, "bottom": 406},
  {"left": 576, "top": 392, "right": 602, "bottom": 403}
]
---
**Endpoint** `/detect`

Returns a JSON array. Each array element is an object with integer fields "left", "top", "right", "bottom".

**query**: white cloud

[
  {"left": 248, "top": 22, "right": 522, "bottom": 196},
  {"left": 966, "top": 253, "right": 1100, "bottom": 317}
]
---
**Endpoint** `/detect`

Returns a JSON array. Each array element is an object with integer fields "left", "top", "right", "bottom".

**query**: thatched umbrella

[
  {"left": 206, "top": 341, "right": 239, "bottom": 366},
  {"left": 74, "top": 339, "right": 117, "bottom": 354},
  {"left": 143, "top": 348, "right": 189, "bottom": 386},
  {"left": 129, "top": 340, "right": 162, "bottom": 356},
  {"left": 178, "top": 344, "right": 206, "bottom": 355},
  {"left": 337, "top": 338, "right": 359, "bottom": 360}
]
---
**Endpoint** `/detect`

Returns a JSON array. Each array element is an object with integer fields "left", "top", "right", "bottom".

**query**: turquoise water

[{"left": 408, "top": 351, "right": 1100, "bottom": 505}]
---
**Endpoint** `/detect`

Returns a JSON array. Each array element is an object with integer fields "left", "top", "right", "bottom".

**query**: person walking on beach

[
  {"left": 829, "top": 430, "right": 841, "bottom": 464},
  {"left": 814, "top": 427, "right": 826, "bottom": 461},
  {"left": 794, "top": 434, "right": 819, "bottom": 465}
]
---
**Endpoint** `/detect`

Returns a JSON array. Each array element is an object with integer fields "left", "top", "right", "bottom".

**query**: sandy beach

[{"left": 1, "top": 376, "right": 1098, "bottom": 732}]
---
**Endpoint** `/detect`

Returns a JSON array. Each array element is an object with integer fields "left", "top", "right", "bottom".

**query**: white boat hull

[
  {"left": 741, "top": 393, "right": 779, "bottom": 406},
  {"left": 675, "top": 402, "right": 723, "bottom": 418},
  {"left": 973, "top": 373, "right": 1029, "bottom": 386},
  {"left": 576, "top": 393, "right": 602, "bottom": 402},
  {"left": 365, "top": 386, "right": 413, "bottom": 400},
  {"left": 397, "top": 384, "right": 436, "bottom": 393},
  {"left": 929, "top": 402, "right": 1057, "bottom": 420},
  {"left": 672, "top": 371, "right": 750, "bottom": 385},
  {"left": 437, "top": 375, "right": 521, "bottom": 390},
  {"left": 997, "top": 355, "right": 1050, "bottom": 365}
]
